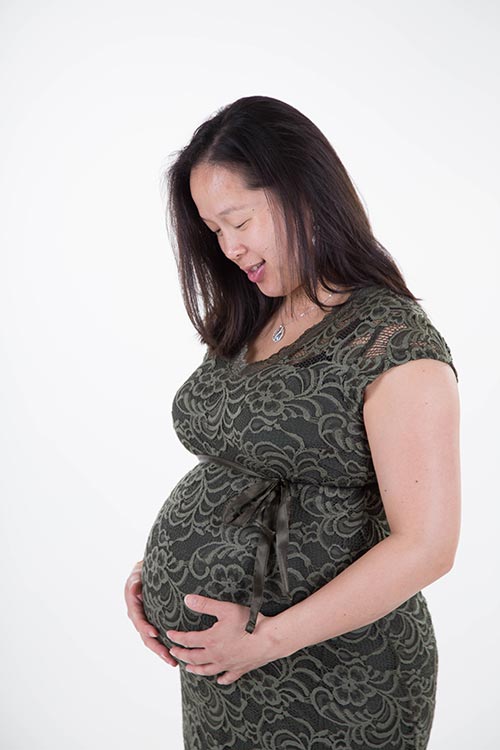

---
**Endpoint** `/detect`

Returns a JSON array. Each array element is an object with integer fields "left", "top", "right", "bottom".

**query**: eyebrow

[{"left": 200, "top": 204, "right": 251, "bottom": 221}]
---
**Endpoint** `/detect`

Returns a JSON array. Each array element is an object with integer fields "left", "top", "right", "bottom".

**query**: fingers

[
  {"left": 171, "top": 646, "right": 242, "bottom": 681},
  {"left": 169, "top": 646, "right": 208, "bottom": 666},
  {"left": 166, "top": 628, "right": 212, "bottom": 649},
  {"left": 128, "top": 596, "right": 179, "bottom": 668},
  {"left": 124, "top": 567, "right": 147, "bottom": 629},
  {"left": 127, "top": 595, "right": 157, "bottom": 635},
  {"left": 141, "top": 631, "right": 179, "bottom": 668},
  {"left": 217, "top": 671, "right": 240, "bottom": 685},
  {"left": 130, "top": 600, "right": 179, "bottom": 668},
  {"left": 183, "top": 662, "right": 242, "bottom": 683},
  {"left": 125, "top": 560, "right": 178, "bottom": 668},
  {"left": 125, "top": 571, "right": 143, "bottom": 596},
  {"left": 125, "top": 559, "right": 143, "bottom": 590},
  {"left": 183, "top": 593, "right": 235, "bottom": 620},
  {"left": 184, "top": 661, "right": 224, "bottom": 677}
]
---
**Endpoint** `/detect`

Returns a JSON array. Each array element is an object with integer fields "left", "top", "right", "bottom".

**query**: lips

[
  {"left": 247, "top": 260, "right": 266, "bottom": 283},
  {"left": 243, "top": 260, "right": 265, "bottom": 273}
]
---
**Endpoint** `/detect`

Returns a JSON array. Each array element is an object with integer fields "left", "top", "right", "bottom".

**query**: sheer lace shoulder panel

[{"left": 345, "top": 306, "right": 459, "bottom": 410}]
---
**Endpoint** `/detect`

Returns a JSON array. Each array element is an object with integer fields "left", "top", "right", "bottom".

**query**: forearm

[{"left": 261, "top": 534, "right": 451, "bottom": 660}]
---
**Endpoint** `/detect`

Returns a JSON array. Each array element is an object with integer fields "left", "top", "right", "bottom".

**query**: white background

[{"left": 1, "top": 1, "right": 499, "bottom": 748}]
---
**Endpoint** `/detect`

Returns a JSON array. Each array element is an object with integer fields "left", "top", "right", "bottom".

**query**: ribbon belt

[{"left": 196, "top": 453, "right": 293, "bottom": 635}]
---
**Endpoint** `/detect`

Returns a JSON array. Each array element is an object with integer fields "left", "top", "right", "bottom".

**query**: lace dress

[{"left": 141, "top": 283, "right": 458, "bottom": 750}]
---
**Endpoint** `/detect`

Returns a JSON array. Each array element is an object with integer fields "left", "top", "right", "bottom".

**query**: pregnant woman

[{"left": 124, "top": 95, "right": 461, "bottom": 750}]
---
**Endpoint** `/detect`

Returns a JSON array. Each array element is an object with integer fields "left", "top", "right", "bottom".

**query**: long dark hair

[{"left": 161, "top": 95, "right": 421, "bottom": 359}]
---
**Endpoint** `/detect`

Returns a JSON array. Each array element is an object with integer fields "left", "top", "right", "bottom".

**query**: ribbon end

[{"left": 245, "top": 618, "right": 256, "bottom": 634}]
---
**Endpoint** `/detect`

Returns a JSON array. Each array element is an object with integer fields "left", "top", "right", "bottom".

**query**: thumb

[
  {"left": 217, "top": 671, "right": 241, "bottom": 686},
  {"left": 183, "top": 593, "right": 224, "bottom": 616}
]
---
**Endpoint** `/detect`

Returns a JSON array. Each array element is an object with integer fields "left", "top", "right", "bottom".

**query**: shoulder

[
  {"left": 353, "top": 284, "right": 432, "bottom": 326},
  {"left": 357, "top": 285, "right": 455, "bottom": 365},
  {"left": 331, "top": 285, "right": 459, "bottom": 410},
  {"left": 326, "top": 284, "right": 439, "bottom": 344}
]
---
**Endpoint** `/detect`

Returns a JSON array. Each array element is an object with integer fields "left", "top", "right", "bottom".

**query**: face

[{"left": 189, "top": 162, "right": 303, "bottom": 299}]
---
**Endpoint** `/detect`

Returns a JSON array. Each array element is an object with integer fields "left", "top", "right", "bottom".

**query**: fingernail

[{"left": 148, "top": 629, "right": 158, "bottom": 637}]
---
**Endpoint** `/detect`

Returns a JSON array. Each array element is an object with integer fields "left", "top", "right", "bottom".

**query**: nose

[{"left": 223, "top": 234, "right": 245, "bottom": 262}]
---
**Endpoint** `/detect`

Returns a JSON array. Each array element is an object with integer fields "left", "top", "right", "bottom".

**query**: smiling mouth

[
  {"left": 246, "top": 260, "right": 266, "bottom": 282},
  {"left": 247, "top": 261, "right": 265, "bottom": 273}
]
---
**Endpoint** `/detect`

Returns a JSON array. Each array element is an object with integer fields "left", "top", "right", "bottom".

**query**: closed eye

[{"left": 213, "top": 220, "right": 249, "bottom": 236}]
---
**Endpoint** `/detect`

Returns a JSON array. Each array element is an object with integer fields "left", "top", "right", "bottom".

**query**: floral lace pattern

[{"left": 141, "top": 284, "right": 458, "bottom": 749}]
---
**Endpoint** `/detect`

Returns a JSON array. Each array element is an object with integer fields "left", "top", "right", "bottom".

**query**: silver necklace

[{"left": 271, "top": 292, "right": 334, "bottom": 343}]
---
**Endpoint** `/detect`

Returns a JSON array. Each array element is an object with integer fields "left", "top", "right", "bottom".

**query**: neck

[{"left": 281, "top": 285, "right": 335, "bottom": 321}]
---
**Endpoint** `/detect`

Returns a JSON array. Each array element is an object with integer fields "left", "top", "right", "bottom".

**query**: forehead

[
  {"left": 190, "top": 163, "right": 248, "bottom": 198},
  {"left": 190, "top": 163, "right": 263, "bottom": 219}
]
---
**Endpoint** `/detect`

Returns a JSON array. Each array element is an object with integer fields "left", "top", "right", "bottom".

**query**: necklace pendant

[{"left": 272, "top": 324, "right": 285, "bottom": 342}]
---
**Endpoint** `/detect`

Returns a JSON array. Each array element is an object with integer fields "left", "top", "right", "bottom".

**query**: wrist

[{"left": 258, "top": 611, "right": 302, "bottom": 661}]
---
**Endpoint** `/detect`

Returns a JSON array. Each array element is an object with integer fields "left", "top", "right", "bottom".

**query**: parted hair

[{"left": 160, "top": 95, "right": 420, "bottom": 359}]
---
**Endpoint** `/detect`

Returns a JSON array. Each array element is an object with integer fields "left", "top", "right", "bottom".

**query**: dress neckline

[{"left": 234, "top": 285, "right": 371, "bottom": 371}]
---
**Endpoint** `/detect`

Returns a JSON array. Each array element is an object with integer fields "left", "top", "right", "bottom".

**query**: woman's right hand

[{"left": 124, "top": 560, "right": 178, "bottom": 668}]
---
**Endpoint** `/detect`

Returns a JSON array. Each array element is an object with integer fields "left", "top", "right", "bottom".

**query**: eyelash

[{"left": 214, "top": 220, "right": 248, "bottom": 236}]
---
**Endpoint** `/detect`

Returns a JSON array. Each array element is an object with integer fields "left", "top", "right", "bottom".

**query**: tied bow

[{"left": 197, "top": 454, "right": 293, "bottom": 634}]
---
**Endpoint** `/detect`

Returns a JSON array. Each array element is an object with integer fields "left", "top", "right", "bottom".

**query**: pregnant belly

[
  {"left": 141, "top": 463, "right": 264, "bottom": 649},
  {"left": 140, "top": 462, "right": 377, "bottom": 650}
]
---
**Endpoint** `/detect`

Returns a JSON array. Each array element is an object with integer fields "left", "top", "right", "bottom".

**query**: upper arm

[{"left": 363, "top": 358, "right": 461, "bottom": 570}]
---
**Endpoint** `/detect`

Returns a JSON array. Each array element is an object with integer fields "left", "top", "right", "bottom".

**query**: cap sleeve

[{"left": 347, "top": 307, "right": 458, "bottom": 410}]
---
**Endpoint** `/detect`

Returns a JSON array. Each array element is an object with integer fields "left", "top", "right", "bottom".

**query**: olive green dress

[{"left": 141, "top": 284, "right": 458, "bottom": 750}]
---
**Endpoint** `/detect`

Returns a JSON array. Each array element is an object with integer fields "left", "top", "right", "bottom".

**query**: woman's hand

[
  {"left": 124, "top": 560, "right": 178, "bottom": 668},
  {"left": 166, "top": 594, "right": 277, "bottom": 685}
]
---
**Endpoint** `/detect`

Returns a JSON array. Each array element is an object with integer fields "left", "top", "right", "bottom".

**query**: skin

[
  {"left": 191, "top": 162, "right": 353, "bottom": 321},
  {"left": 124, "top": 163, "right": 461, "bottom": 685},
  {"left": 124, "top": 560, "right": 178, "bottom": 668},
  {"left": 189, "top": 161, "right": 354, "bottom": 362},
  {"left": 262, "top": 358, "right": 461, "bottom": 660},
  {"left": 191, "top": 161, "right": 302, "bottom": 315}
]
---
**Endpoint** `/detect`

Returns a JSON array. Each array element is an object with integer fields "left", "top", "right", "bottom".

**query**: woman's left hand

[{"left": 166, "top": 594, "right": 276, "bottom": 686}]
